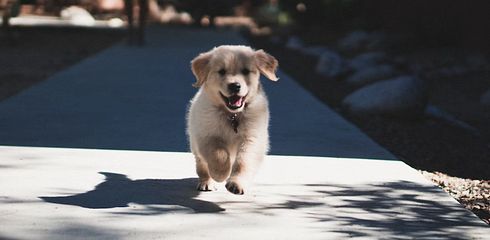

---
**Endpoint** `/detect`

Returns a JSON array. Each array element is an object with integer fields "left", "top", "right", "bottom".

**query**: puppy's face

[{"left": 191, "top": 45, "right": 278, "bottom": 113}]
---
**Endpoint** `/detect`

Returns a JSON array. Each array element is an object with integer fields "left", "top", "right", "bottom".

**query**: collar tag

[{"left": 228, "top": 113, "right": 239, "bottom": 133}]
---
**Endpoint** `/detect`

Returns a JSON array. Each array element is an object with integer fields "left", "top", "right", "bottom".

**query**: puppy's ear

[
  {"left": 191, "top": 51, "right": 212, "bottom": 88},
  {"left": 255, "top": 49, "right": 279, "bottom": 81}
]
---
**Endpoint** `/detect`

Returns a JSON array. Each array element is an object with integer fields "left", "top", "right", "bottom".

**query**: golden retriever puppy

[{"left": 187, "top": 45, "right": 278, "bottom": 195}]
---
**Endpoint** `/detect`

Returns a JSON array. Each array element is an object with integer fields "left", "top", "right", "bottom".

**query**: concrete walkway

[
  {"left": 1, "top": 146, "right": 488, "bottom": 239},
  {"left": 0, "top": 27, "right": 488, "bottom": 239},
  {"left": 0, "top": 27, "right": 392, "bottom": 159}
]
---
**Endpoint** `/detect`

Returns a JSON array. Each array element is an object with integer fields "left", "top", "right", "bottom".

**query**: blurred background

[{"left": 1, "top": 0, "right": 489, "bottom": 223}]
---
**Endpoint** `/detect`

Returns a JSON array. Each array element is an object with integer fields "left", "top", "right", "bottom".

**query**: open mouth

[{"left": 220, "top": 92, "right": 246, "bottom": 110}]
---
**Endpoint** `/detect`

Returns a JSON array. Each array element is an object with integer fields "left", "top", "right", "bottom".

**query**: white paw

[{"left": 197, "top": 179, "right": 216, "bottom": 191}]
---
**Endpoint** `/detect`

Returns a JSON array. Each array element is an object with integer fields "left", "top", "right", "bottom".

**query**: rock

[
  {"left": 342, "top": 75, "right": 428, "bottom": 118},
  {"left": 346, "top": 64, "right": 398, "bottom": 87},
  {"left": 348, "top": 52, "right": 388, "bottom": 71},
  {"left": 108, "top": 18, "right": 124, "bottom": 28},
  {"left": 365, "top": 32, "right": 387, "bottom": 51},
  {"left": 269, "top": 36, "right": 282, "bottom": 44},
  {"left": 315, "top": 50, "right": 346, "bottom": 78},
  {"left": 465, "top": 54, "right": 488, "bottom": 69},
  {"left": 300, "top": 46, "right": 330, "bottom": 57},
  {"left": 60, "top": 6, "right": 95, "bottom": 26},
  {"left": 285, "top": 36, "right": 304, "bottom": 51},
  {"left": 337, "top": 30, "right": 370, "bottom": 53},
  {"left": 425, "top": 105, "right": 479, "bottom": 136},
  {"left": 436, "top": 65, "right": 469, "bottom": 78},
  {"left": 480, "top": 89, "right": 490, "bottom": 107},
  {"left": 338, "top": 31, "right": 387, "bottom": 53}
]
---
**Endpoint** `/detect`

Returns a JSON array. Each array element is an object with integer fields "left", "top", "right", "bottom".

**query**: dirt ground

[
  {"left": 0, "top": 26, "right": 488, "bottom": 225},
  {"left": 0, "top": 27, "right": 125, "bottom": 102}
]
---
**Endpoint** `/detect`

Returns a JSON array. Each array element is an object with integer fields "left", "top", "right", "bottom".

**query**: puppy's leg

[
  {"left": 226, "top": 144, "right": 265, "bottom": 195},
  {"left": 199, "top": 138, "right": 233, "bottom": 183},
  {"left": 225, "top": 160, "right": 257, "bottom": 195},
  {"left": 195, "top": 156, "right": 216, "bottom": 191}
]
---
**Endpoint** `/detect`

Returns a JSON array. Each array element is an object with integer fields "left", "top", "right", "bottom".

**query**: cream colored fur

[{"left": 186, "top": 45, "right": 278, "bottom": 194}]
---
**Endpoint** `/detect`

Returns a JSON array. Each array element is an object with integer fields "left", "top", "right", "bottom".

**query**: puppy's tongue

[{"left": 228, "top": 95, "right": 243, "bottom": 107}]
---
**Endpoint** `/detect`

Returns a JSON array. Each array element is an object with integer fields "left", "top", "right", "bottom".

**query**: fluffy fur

[{"left": 186, "top": 45, "right": 278, "bottom": 194}]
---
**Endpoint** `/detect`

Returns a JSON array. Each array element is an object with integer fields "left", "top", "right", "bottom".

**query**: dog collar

[{"left": 228, "top": 113, "right": 240, "bottom": 133}]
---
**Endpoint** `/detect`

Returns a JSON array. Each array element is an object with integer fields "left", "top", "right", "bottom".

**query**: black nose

[{"left": 228, "top": 82, "right": 241, "bottom": 94}]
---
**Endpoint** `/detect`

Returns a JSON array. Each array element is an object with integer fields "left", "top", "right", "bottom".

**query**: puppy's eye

[
  {"left": 241, "top": 68, "right": 250, "bottom": 76},
  {"left": 218, "top": 69, "right": 226, "bottom": 76}
]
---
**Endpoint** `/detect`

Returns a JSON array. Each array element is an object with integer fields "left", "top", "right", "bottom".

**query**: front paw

[
  {"left": 197, "top": 179, "right": 216, "bottom": 191},
  {"left": 225, "top": 180, "right": 244, "bottom": 195}
]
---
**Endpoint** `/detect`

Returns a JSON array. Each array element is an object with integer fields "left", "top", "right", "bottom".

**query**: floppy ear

[
  {"left": 191, "top": 51, "right": 212, "bottom": 88},
  {"left": 255, "top": 49, "right": 279, "bottom": 81}
]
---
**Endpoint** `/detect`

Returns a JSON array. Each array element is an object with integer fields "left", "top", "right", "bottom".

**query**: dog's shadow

[{"left": 40, "top": 172, "right": 224, "bottom": 214}]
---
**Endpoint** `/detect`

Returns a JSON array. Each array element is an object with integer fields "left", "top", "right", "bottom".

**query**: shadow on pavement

[
  {"left": 40, "top": 172, "right": 224, "bottom": 214},
  {"left": 36, "top": 172, "right": 487, "bottom": 237},
  {"left": 259, "top": 180, "right": 484, "bottom": 238}
]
